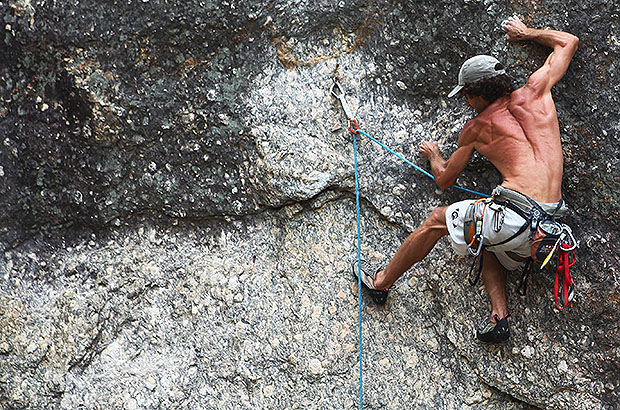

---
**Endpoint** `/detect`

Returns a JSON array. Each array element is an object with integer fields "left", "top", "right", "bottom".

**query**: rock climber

[{"left": 355, "top": 16, "right": 579, "bottom": 343}]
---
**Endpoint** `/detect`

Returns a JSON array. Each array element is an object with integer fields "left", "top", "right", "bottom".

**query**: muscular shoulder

[
  {"left": 458, "top": 113, "right": 492, "bottom": 148},
  {"left": 508, "top": 85, "right": 556, "bottom": 122},
  {"left": 510, "top": 82, "right": 554, "bottom": 109}
]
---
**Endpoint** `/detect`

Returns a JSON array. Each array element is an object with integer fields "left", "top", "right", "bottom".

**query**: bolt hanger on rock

[{"left": 330, "top": 77, "right": 486, "bottom": 197}]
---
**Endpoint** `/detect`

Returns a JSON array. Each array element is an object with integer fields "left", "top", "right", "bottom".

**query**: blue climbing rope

[
  {"left": 352, "top": 126, "right": 485, "bottom": 410},
  {"left": 355, "top": 128, "right": 487, "bottom": 198},
  {"left": 332, "top": 78, "right": 487, "bottom": 410},
  {"left": 353, "top": 129, "right": 364, "bottom": 410}
]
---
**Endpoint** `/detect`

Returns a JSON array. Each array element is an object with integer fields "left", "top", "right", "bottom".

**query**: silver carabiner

[
  {"left": 330, "top": 80, "right": 355, "bottom": 120},
  {"left": 468, "top": 235, "right": 485, "bottom": 257}
]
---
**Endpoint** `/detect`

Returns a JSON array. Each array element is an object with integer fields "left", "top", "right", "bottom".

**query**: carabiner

[
  {"left": 330, "top": 80, "right": 355, "bottom": 121},
  {"left": 468, "top": 234, "right": 485, "bottom": 257},
  {"left": 347, "top": 119, "right": 360, "bottom": 134}
]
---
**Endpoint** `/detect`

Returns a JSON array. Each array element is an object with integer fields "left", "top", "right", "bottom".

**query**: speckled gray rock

[{"left": 1, "top": 1, "right": 619, "bottom": 409}]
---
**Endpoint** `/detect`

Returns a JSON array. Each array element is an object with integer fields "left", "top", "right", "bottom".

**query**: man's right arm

[
  {"left": 419, "top": 121, "right": 478, "bottom": 190},
  {"left": 503, "top": 16, "right": 579, "bottom": 94}
]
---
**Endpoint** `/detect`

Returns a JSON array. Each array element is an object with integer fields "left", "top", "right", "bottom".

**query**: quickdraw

[
  {"left": 509, "top": 201, "right": 579, "bottom": 311},
  {"left": 330, "top": 77, "right": 486, "bottom": 197},
  {"left": 330, "top": 76, "right": 486, "bottom": 410},
  {"left": 528, "top": 223, "right": 577, "bottom": 311},
  {"left": 466, "top": 198, "right": 493, "bottom": 257},
  {"left": 555, "top": 243, "right": 576, "bottom": 311},
  {"left": 330, "top": 80, "right": 360, "bottom": 134}
]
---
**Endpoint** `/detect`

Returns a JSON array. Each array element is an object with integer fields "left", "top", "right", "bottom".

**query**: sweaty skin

[{"left": 374, "top": 17, "right": 578, "bottom": 324}]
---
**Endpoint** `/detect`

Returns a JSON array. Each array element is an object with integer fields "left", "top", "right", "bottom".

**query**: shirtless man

[{"left": 355, "top": 16, "right": 579, "bottom": 342}]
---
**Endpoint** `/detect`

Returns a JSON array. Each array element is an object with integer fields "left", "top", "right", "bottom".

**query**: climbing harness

[
  {"left": 331, "top": 77, "right": 486, "bottom": 409},
  {"left": 464, "top": 186, "right": 579, "bottom": 311}
]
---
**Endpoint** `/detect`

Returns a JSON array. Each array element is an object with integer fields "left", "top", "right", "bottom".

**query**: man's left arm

[
  {"left": 504, "top": 16, "right": 579, "bottom": 94},
  {"left": 419, "top": 138, "right": 475, "bottom": 190}
]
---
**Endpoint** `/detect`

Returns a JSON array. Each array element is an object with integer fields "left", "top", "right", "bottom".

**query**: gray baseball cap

[{"left": 448, "top": 55, "right": 506, "bottom": 97}]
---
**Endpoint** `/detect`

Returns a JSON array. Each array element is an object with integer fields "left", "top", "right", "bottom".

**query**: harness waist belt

[{"left": 491, "top": 186, "right": 569, "bottom": 217}]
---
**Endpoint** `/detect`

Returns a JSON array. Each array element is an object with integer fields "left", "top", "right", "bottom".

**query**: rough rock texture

[{"left": 1, "top": 1, "right": 619, "bottom": 409}]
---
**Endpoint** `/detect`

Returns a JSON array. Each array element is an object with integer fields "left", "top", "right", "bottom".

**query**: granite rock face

[{"left": 1, "top": 1, "right": 619, "bottom": 409}]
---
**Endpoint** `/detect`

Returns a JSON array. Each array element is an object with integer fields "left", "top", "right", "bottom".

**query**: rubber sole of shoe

[
  {"left": 351, "top": 263, "right": 388, "bottom": 305},
  {"left": 476, "top": 317, "right": 510, "bottom": 343}
]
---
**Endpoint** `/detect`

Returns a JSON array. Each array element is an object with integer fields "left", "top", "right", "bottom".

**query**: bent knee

[
  {"left": 428, "top": 206, "right": 448, "bottom": 224},
  {"left": 425, "top": 206, "right": 449, "bottom": 234}
]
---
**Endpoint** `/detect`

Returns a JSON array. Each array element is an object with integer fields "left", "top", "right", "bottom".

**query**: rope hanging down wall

[{"left": 330, "top": 78, "right": 486, "bottom": 410}]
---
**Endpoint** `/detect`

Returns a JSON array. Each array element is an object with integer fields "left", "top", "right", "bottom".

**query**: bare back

[
  {"left": 462, "top": 23, "right": 579, "bottom": 203},
  {"left": 471, "top": 87, "right": 564, "bottom": 203},
  {"left": 424, "top": 22, "right": 578, "bottom": 202}
]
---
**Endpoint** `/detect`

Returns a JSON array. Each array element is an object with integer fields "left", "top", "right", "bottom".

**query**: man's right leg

[{"left": 373, "top": 206, "right": 449, "bottom": 289}]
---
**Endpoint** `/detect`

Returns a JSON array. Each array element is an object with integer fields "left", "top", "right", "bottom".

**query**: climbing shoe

[
  {"left": 351, "top": 259, "right": 389, "bottom": 305},
  {"left": 476, "top": 313, "right": 511, "bottom": 343}
]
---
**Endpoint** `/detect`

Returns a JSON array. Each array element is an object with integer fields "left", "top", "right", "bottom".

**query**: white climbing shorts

[{"left": 445, "top": 199, "right": 532, "bottom": 271}]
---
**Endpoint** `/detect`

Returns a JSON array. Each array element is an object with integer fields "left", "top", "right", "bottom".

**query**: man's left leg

[
  {"left": 480, "top": 249, "right": 510, "bottom": 322},
  {"left": 476, "top": 249, "right": 511, "bottom": 343}
]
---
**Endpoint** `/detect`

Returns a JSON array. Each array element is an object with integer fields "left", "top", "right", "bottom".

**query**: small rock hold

[
  {"left": 308, "top": 358, "right": 323, "bottom": 375},
  {"left": 26, "top": 342, "right": 38, "bottom": 353},
  {"left": 0, "top": 342, "right": 12, "bottom": 354},
  {"left": 558, "top": 360, "right": 568, "bottom": 373},
  {"left": 464, "top": 391, "right": 483, "bottom": 405},
  {"left": 145, "top": 376, "right": 157, "bottom": 390},
  {"left": 124, "top": 397, "right": 137, "bottom": 410},
  {"left": 521, "top": 345, "right": 535, "bottom": 359}
]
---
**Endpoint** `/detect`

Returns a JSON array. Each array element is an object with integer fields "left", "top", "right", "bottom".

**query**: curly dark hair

[{"left": 462, "top": 73, "right": 516, "bottom": 103}]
